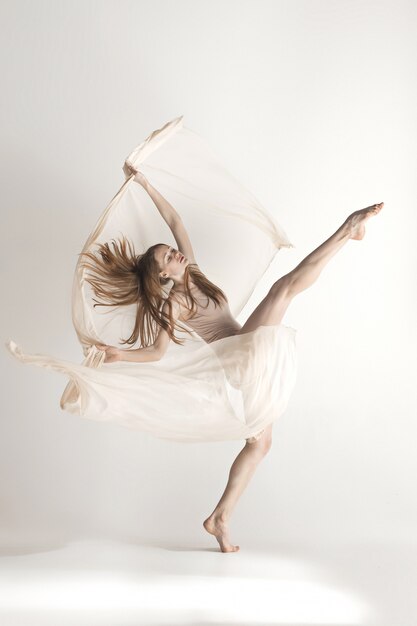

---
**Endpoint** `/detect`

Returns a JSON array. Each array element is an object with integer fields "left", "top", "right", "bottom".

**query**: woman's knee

[
  {"left": 247, "top": 427, "right": 273, "bottom": 457},
  {"left": 260, "top": 430, "right": 273, "bottom": 454},
  {"left": 269, "top": 273, "right": 293, "bottom": 301}
]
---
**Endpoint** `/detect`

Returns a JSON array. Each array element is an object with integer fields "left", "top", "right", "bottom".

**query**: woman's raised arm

[
  {"left": 130, "top": 168, "right": 197, "bottom": 263},
  {"left": 132, "top": 169, "right": 180, "bottom": 227}
]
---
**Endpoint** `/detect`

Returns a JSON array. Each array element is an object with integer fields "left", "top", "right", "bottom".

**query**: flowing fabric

[{"left": 6, "top": 116, "right": 298, "bottom": 443}]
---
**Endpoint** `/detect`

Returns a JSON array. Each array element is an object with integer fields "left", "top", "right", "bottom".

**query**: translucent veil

[{"left": 6, "top": 116, "right": 298, "bottom": 442}]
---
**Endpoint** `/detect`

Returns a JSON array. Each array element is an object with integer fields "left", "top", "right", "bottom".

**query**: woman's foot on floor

[
  {"left": 203, "top": 514, "right": 240, "bottom": 553},
  {"left": 347, "top": 202, "right": 384, "bottom": 240}
]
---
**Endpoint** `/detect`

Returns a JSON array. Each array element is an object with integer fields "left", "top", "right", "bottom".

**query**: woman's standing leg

[{"left": 203, "top": 425, "right": 273, "bottom": 552}]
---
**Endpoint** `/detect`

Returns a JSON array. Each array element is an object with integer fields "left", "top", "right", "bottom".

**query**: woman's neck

[{"left": 172, "top": 281, "right": 197, "bottom": 294}]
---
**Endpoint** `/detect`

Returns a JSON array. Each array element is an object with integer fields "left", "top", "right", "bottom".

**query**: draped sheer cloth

[{"left": 6, "top": 116, "right": 298, "bottom": 443}]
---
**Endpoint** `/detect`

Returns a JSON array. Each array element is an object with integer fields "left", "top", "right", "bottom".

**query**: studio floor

[{"left": 0, "top": 534, "right": 415, "bottom": 626}]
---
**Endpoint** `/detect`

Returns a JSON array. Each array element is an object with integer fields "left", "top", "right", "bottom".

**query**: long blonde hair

[{"left": 78, "top": 235, "right": 228, "bottom": 347}]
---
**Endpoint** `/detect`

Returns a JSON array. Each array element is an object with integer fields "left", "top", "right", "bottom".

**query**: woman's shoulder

[
  {"left": 166, "top": 286, "right": 185, "bottom": 313},
  {"left": 171, "top": 282, "right": 203, "bottom": 321}
]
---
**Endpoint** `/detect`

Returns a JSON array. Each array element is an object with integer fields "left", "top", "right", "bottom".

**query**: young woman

[{"left": 88, "top": 165, "right": 383, "bottom": 552}]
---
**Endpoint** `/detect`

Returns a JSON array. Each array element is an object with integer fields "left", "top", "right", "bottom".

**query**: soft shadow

[{"left": 0, "top": 539, "right": 69, "bottom": 558}]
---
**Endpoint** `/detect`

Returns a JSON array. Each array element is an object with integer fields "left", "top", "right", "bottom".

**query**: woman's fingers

[
  {"left": 95, "top": 343, "right": 120, "bottom": 363},
  {"left": 127, "top": 162, "right": 138, "bottom": 174}
]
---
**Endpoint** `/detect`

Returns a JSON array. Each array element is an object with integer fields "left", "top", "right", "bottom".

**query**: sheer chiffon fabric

[{"left": 6, "top": 116, "right": 298, "bottom": 443}]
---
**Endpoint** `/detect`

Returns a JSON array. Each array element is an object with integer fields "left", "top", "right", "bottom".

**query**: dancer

[{"left": 90, "top": 166, "right": 383, "bottom": 553}]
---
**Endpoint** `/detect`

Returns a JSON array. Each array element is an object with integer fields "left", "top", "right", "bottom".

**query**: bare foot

[
  {"left": 203, "top": 515, "right": 240, "bottom": 553},
  {"left": 347, "top": 202, "right": 384, "bottom": 240}
]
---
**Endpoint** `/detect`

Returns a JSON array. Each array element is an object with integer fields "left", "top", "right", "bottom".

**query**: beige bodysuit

[
  {"left": 179, "top": 284, "right": 242, "bottom": 344},
  {"left": 177, "top": 284, "right": 265, "bottom": 444}
]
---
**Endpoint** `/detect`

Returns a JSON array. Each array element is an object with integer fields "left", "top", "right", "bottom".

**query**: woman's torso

[{"left": 175, "top": 283, "right": 241, "bottom": 344}]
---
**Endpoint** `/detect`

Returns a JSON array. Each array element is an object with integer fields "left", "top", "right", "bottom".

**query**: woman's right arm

[
  {"left": 96, "top": 343, "right": 160, "bottom": 363},
  {"left": 121, "top": 345, "right": 160, "bottom": 363},
  {"left": 131, "top": 168, "right": 181, "bottom": 227}
]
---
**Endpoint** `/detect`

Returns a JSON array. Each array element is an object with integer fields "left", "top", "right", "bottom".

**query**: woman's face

[{"left": 155, "top": 244, "right": 189, "bottom": 280}]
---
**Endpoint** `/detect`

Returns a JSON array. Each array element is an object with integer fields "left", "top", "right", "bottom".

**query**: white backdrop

[{"left": 1, "top": 0, "right": 416, "bottom": 550}]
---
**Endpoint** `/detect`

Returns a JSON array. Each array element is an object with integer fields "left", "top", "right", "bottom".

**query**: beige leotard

[{"left": 179, "top": 284, "right": 241, "bottom": 344}]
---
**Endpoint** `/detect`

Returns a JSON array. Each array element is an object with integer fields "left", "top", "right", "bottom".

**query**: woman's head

[
  {"left": 153, "top": 244, "right": 190, "bottom": 282},
  {"left": 79, "top": 236, "right": 226, "bottom": 349}
]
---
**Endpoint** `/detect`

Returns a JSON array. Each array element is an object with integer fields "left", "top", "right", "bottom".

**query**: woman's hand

[
  {"left": 125, "top": 162, "right": 138, "bottom": 176},
  {"left": 126, "top": 163, "right": 148, "bottom": 188},
  {"left": 96, "top": 343, "right": 123, "bottom": 364},
  {"left": 134, "top": 170, "right": 148, "bottom": 188}
]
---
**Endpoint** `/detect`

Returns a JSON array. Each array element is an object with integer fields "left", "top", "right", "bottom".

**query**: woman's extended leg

[
  {"left": 236, "top": 202, "right": 384, "bottom": 334},
  {"left": 203, "top": 424, "right": 273, "bottom": 552}
]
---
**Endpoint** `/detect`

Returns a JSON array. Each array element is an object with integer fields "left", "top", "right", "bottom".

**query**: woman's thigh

[{"left": 236, "top": 275, "right": 293, "bottom": 336}]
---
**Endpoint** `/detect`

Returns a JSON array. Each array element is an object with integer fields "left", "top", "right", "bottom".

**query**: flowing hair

[{"left": 78, "top": 235, "right": 228, "bottom": 347}]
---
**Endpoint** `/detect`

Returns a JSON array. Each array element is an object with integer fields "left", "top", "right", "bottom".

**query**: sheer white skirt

[{"left": 7, "top": 323, "right": 297, "bottom": 442}]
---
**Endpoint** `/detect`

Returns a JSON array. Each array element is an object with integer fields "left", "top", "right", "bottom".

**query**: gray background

[{"left": 1, "top": 0, "right": 416, "bottom": 552}]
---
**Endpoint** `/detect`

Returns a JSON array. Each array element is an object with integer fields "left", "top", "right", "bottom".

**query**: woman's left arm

[
  {"left": 131, "top": 168, "right": 180, "bottom": 227},
  {"left": 129, "top": 166, "right": 196, "bottom": 263}
]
